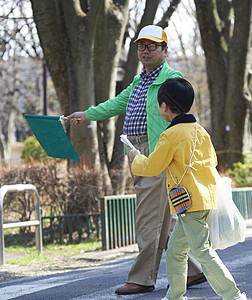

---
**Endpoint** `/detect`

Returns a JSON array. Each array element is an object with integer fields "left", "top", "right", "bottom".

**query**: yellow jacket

[{"left": 131, "top": 115, "right": 217, "bottom": 214}]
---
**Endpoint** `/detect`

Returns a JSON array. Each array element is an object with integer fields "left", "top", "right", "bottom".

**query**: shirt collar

[
  {"left": 140, "top": 62, "right": 165, "bottom": 80},
  {"left": 167, "top": 114, "right": 196, "bottom": 129}
]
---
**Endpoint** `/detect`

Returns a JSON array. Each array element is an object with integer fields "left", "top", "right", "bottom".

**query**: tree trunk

[
  {"left": 30, "top": 0, "right": 99, "bottom": 169},
  {"left": 194, "top": 0, "right": 251, "bottom": 170},
  {"left": 92, "top": 0, "right": 129, "bottom": 194},
  {"left": 0, "top": 60, "right": 18, "bottom": 160}
]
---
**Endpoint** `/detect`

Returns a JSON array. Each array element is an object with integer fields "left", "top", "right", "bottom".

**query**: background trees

[
  {"left": 0, "top": 0, "right": 58, "bottom": 159},
  {"left": 30, "top": 0, "right": 186, "bottom": 194},
  {"left": 0, "top": 0, "right": 36, "bottom": 159},
  {"left": 1, "top": 0, "right": 251, "bottom": 194},
  {"left": 195, "top": 0, "right": 252, "bottom": 169}
]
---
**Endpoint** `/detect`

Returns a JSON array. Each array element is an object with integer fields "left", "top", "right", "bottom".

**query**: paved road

[{"left": 0, "top": 224, "right": 251, "bottom": 300}]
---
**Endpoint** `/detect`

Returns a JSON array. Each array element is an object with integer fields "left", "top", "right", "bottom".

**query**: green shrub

[
  {"left": 228, "top": 154, "right": 252, "bottom": 187},
  {"left": 21, "top": 136, "right": 48, "bottom": 161}
]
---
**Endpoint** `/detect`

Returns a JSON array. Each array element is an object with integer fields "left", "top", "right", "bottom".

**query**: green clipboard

[{"left": 24, "top": 114, "right": 80, "bottom": 162}]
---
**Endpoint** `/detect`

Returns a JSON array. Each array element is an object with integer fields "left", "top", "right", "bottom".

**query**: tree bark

[
  {"left": 92, "top": 1, "right": 129, "bottom": 194},
  {"left": 194, "top": 0, "right": 251, "bottom": 169},
  {"left": 30, "top": 0, "right": 98, "bottom": 169}
]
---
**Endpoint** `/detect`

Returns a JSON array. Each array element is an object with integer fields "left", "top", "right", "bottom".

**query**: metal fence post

[
  {"left": 0, "top": 184, "right": 43, "bottom": 265},
  {"left": 0, "top": 188, "right": 5, "bottom": 265},
  {"left": 34, "top": 186, "right": 43, "bottom": 255},
  {"left": 100, "top": 198, "right": 108, "bottom": 250}
]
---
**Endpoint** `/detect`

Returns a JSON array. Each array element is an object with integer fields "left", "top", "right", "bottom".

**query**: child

[{"left": 129, "top": 78, "right": 247, "bottom": 300}]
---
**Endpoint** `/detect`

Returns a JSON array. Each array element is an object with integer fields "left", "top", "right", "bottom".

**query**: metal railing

[
  {"left": 100, "top": 194, "right": 136, "bottom": 250},
  {"left": 100, "top": 188, "right": 252, "bottom": 250},
  {"left": 0, "top": 184, "right": 43, "bottom": 265},
  {"left": 232, "top": 188, "right": 252, "bottom": 219},
  {"left": 1, "top": 187, "right": 251, "bottom": 256},
  {"left": 41, "top": 214, "right": 101, "bottom": 244}
]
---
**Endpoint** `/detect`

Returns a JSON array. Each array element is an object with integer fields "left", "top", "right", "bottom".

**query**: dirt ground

[
  {"left": 0, "top": 254, "right": 86, "bottom": 282},
  {"left": 0, "top": 244, "right": 138, "bottom": 282}
]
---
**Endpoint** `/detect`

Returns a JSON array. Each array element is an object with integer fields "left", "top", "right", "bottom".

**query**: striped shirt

[{"left": 123, "top": 63, "right": 164, "bottom": 136}]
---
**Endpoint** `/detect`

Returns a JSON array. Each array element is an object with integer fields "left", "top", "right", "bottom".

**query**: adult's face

[{"left": 137, "top": 39, "right": 167, "bottom": 74}]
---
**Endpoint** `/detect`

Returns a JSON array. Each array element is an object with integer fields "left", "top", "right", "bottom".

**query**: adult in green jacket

[
  {"left": 85, "top": 61, "right": 181, "bottom": 154},
  {"left": 67, "top": 25, "right": 205, "bottom": 295}
]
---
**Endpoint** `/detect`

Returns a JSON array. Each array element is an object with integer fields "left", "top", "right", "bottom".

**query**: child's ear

[{"left": 161, "top": 102, "right": 169, "bottom": 112}]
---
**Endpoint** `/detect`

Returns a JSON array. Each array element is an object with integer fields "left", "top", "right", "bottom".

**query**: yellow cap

[{"left": 134, "top": 25, "right": 167, "bottom": 44}]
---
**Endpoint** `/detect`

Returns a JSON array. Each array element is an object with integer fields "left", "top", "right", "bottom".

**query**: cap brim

[{"left": 134, "top": 36, "right": 164, "bottom": 43}]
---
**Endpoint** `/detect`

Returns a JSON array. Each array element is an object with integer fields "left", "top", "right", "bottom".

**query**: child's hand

[{"left": 129, "top": 149, "right": 140, "bottom": 161}]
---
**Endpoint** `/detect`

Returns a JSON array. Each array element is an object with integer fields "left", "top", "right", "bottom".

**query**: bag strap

[{"left": 168, "top": 122, "right": 198, "bottom": 186}]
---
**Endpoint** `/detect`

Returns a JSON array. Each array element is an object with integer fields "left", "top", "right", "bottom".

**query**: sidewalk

[{"left": 72, "top": 242, "right": 139, "bottom": 263}]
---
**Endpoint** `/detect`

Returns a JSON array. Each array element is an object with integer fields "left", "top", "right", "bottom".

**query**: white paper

[
  {"left": 59, "top": 115, "right": 65, "bottom": 124},
  {"left": 120, "top": 134, "right": 136, "bottom": 150}
]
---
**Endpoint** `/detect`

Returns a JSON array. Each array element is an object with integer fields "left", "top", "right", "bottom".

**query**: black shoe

[
  {"left": 167, "top": 273, "right": 207, "bottom": 290},
  {"left": 187, "top": 273, "right": 207, "bottom": 288}
]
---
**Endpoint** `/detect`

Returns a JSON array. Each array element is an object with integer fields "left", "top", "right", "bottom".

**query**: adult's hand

[{"left": 66, "top": 111, "right": 87, "bottom": 126}]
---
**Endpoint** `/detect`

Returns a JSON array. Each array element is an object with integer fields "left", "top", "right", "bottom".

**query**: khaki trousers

[{"left": 126, "top": 137, "right": 202, "bottom": 286}]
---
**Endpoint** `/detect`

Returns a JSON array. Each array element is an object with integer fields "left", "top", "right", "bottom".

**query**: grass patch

[
  {"left": 6, "top": 251, "right": 50, "bottom": 265},
  {"left": 5, "top": 238, "right": 102, "bottom": 265}
]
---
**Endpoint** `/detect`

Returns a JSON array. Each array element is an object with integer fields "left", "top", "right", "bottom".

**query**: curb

[
  {"left": 71, "top": 243, "right": 138, "bottom": 262},
  {"left": 73, "top": 218, "right": 252, "bottom": 263}
]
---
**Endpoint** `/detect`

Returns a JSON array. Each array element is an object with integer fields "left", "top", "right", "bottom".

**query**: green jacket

[{"left": 86, "top": 62, "right": 183, "bottom": 153}]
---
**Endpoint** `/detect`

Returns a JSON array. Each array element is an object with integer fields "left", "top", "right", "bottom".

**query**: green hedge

[{"left": 21, "top": 136, "right": 48, "bottom": 161}]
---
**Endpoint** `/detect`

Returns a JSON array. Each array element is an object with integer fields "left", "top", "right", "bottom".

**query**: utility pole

[{"left": 43, "top": 59, "right": 47, "bottom": 115}]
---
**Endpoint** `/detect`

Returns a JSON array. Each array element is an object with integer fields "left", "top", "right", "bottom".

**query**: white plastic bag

[{"left": 207, "top": 171, "right": 246, "bottom": 250}]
